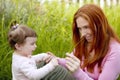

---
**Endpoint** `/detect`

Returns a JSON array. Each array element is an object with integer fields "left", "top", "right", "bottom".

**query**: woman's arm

[
  {"left": 98, "top": 51, "right": 120, "bottom": 80},
  {"left": 63, "top": 51, "right": 120, "bottom": 80},
  {"left": 58, "top": 53, "right": 93, "bottom": 80},
  {"left": 65, "top": 53, "right": 93, "bottom": 80}
]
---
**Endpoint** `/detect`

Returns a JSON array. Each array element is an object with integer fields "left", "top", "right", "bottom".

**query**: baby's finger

[
  {"left": 46, "top": 56, "right": 54, "bottom": 63},
  {"left": 47, "top": 52, "right": 55, "bottom": 56},
  {"left": 43, "top": 55, "right": 50, "bottom": 61}
]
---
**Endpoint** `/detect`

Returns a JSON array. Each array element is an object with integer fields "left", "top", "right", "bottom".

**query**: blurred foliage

[{"left": 0, "top": 0, "right": 120, "bottom": 79}]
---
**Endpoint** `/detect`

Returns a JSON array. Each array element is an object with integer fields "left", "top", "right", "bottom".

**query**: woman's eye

[
  {"left": 79, "top": 28, "right": 81, "bottom": 31},
  {"left": 77, "top": 27, "right": 81, "bottom": 31},
  {"left": 84, "top": 26, "right": 88, "bottom": 29}
]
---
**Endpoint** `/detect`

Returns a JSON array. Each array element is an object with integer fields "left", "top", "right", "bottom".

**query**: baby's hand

[
  {"left": 47, "top": 52, "right": 55, "bottom": 57},
  {"left": 43, "top": 54, "right": 54, "bottom": 63},
  {"left": 47, "top": 51, "right": 59, "bottom": 59},
  {"left": 49, "top": 58, "right": 58, "bottom": 67}
]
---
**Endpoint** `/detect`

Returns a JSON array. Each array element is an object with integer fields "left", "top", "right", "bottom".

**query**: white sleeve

[
  {"left": 32, "top": 53, "right": 48, "bottom": 62},
  {"left": 20, "top": 60, "right": 55, "bottom": 80}
]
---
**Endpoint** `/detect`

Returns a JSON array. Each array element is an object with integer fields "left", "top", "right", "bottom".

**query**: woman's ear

[{"left": 15, "top": 43, "right": 21, "bottom": 51}]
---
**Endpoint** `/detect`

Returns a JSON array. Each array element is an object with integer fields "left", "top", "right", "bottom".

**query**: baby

[{"left": 8, "top": 21, "right": 58, "bottom": 80}]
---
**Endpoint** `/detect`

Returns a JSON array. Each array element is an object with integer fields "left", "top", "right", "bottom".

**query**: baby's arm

[
  {"left": 32, "top": 53, "right": 53, "bottom": 63},
  {"left": 20, "top": 57, "right": 58, "bottom": 80}
]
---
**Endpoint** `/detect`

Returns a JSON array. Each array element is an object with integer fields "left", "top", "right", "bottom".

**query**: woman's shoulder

[
  {"left": 106, "top": 38, "right": 120, "bottom": 58},
  {"left": 109, "top": 38, "right": 120, "bottom": 50},
  {"left": 101, "top": 38, "right": 120, "bottom": 66}
]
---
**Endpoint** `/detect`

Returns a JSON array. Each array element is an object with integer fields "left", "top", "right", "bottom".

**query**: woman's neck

[
  {"left": 87, "top": 43, "right": 95, "bottom": 58},
  {"left": 87, "top": 42, "right": 92, "bottom": 51}
]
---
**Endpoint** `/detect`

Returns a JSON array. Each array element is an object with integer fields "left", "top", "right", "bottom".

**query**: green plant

[{"left": 0, "top": 0, "right": 120, "bottom": 79}]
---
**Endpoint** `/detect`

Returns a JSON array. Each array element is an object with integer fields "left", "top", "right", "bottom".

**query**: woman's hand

[{"left": 65, "top": 53, "right": 80, "bottom": 73}]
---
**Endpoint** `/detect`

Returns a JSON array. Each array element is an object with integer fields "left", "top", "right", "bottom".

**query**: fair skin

[
  {"left": 66, "top": 53, "right": 80, "bottom": 73},
  {"left": 15, "top": 37, "right": 37, "bottom": 57},
  {"left": 76, "top": 16, "right": 93, "bottom": 43},
  {"left": 48, "top": 17, "right": 94, "bottom": 73},
  {"left": 14, "top": 37, "right": 57, "bottom": 64},
  {"left": 66, "top": 16, "right": 94, "bottom": 73}
]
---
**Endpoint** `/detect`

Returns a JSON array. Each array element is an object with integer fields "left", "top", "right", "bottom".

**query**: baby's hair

[{"left": 8, "top": 21, "right": 37, "bottom": 49}]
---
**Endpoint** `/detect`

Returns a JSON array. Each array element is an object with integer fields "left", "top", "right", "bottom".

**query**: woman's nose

[{"left": 81, "top": 30, "right": 86, "bottom": 37}]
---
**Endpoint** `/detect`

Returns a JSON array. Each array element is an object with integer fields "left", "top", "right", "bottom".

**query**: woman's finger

[
  {"left": 66, "top": 57, "right": 80, "bottom": 68},
  {"left": 66, "top": 53, "right": 80, "bottom": 64},
  {"left": 65, "top": 53, "right": 80, "bottom": 72},
  {"left": 66, "top": 63, "right": 75, "bottom": 72},
  {"left": 66, "top": 57, "right": 76, "bottom": 65}
]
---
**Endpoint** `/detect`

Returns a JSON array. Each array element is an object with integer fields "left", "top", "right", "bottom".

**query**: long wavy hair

[{"left": 72, "top": 4, "right": 120, "bottom": 72}]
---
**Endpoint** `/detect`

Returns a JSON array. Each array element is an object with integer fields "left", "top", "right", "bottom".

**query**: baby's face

[{"left": 20, "top": 37, "right": 37, "bottom": 57}]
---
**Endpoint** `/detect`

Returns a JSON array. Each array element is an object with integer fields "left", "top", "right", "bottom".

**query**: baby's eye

[{"left": 31, "top": 42, "right": 35, "bottom": 45}]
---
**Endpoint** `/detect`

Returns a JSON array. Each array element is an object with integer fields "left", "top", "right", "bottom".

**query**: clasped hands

[{"left": 42, "top": 52, "right": 80, "bottom": 73}]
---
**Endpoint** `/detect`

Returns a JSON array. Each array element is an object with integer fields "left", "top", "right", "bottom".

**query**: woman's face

[{"left": 76, "top": 16, "right": 93, "bottom": 43}]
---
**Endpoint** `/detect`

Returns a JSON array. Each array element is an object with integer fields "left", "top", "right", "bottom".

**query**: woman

[{"left": 58, "top": 4, "right": 120, "bottom": 80}]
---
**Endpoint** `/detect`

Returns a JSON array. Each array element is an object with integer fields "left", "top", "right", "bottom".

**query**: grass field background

[{"left": 0, "top": 0, "right": 120, "bottom": 79}]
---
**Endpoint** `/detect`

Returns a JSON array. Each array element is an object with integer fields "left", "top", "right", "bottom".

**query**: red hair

[{"left": 72, "top": 4, "right": 120, "bottom": 72}]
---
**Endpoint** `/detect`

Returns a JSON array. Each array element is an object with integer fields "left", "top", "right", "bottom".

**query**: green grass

[{"left": 0, "top": 0, "right": 120, "bottom": 79}]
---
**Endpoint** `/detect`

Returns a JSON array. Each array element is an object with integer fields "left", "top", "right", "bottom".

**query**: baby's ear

[{"left": 15, "top": 43, "right": 22, "bottom": 50}]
